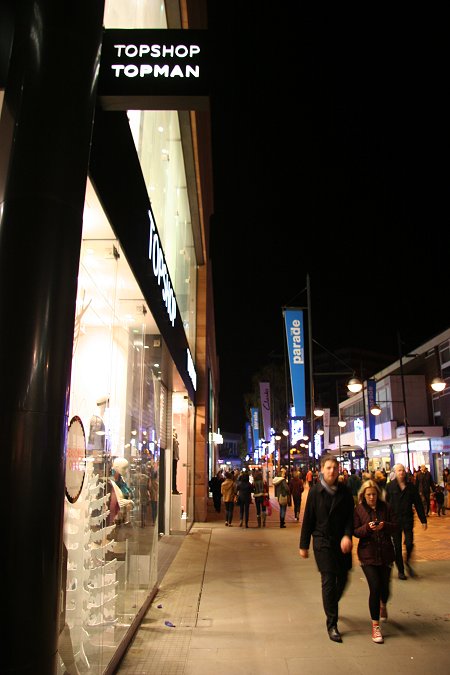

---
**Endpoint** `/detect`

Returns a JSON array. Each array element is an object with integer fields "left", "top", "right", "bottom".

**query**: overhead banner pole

[{"left": 307, "top": 274, "right": 315, "bottom": 469}]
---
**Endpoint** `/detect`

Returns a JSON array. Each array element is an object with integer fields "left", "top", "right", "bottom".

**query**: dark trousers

[
  {"left": 212, "top": 492, "right": 221, "bottom": 513},
  {"left": 239, "top": 501, "right": 250, "bottom": 525},
  {"left": 392, "top": 527, "right": 414, "bottom": 573},
  {"left": 292, "top": 495, "right": 301, "bottom": 517},
  {"left": 225, "top": 501, "right": 234, "bottom": 524},
  {"left": 320, "top": 570, "right": 349, "bottom": 630},
  {"left": 361, "top": 564, "right": 392, "bottom": 620},
  {"left": 254, "top": 495, "right": 265, "bottom": 516}
]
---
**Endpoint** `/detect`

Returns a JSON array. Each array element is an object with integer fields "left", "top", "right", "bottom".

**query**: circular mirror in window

[{"left": 65, "top": 415, "right": 86, "bottom": 503}]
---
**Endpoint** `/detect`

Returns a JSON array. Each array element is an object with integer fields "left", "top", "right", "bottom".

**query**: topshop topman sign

[{"left": 98, "top": 29, "right": 210, "bottom": 110}]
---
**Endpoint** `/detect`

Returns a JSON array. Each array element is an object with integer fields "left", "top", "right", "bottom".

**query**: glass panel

[
  {"left": 127, "top": 108, "right": 198, "bottom": 354},
  {"left": 60, "top": 180, "right": 165, "bottom": 674},
  {"left": 104, "top": 0, "right": 167, "bottom": 29}
]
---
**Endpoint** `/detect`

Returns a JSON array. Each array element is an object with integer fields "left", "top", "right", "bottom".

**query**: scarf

[{"left": 320, "top": 475, "right": 338, "bottom": 495}]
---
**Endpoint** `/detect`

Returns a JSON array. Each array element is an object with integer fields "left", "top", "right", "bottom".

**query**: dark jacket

[
  {"left": 385, "top": 478, "right": 427, "bottom": 528},
  {"left": 353, "top": 501, "right": 396, "bottom": 566},
  {"left": 236, "top": 475, "right": 253, "bottom": 504},
  {"left": 347, "top": 472, "right": 362, "bottom": 497},
  {"left": 416, "top": 469, "right": 434, "bottom": 496},
  {"left": 289, "top": 476, "right": 304, "bottom": 498},
  {"left": 299, "top": 480, "right": 354, "bottom": 573}
]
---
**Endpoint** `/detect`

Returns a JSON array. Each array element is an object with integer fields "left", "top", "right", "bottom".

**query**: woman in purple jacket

[{"left": 353, "top": 479, "right": 396, "bottom": 644}]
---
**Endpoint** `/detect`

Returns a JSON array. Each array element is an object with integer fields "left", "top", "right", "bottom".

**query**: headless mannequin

[{"left": 110, "top": 457, "right": 134, "bottom": 525}]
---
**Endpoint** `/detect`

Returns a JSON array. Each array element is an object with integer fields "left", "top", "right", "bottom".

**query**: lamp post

[
  {"left": 274, "top": 433, "right": 281, "bottom": 473},
  {"left": 283, "top": 428, "right": 290, "bottom": 476},
  {"left": 347, "top": 376, "right": 369, "bottom": 468}
]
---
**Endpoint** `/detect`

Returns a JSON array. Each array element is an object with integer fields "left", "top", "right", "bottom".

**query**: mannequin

[
  {"left": 109, "top": 457, "right": 134, "bottom": 525},
  {"left": 172, "top": 429, "right": 181, "bottom": 495}
]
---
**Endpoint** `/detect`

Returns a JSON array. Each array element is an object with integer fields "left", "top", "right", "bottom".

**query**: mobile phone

[{"left": 373, "top": 520, "right": 380, "bottom": 527}]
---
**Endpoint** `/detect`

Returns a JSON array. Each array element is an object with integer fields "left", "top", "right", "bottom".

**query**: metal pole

[
  {"left": 362, "top": 378, "right": 369, "bottom": 470},
  {"left": 307, "top": 274, "right": 315, "bottom": 470},
  {"left": 398, "top": 332, "right": 411, "bottom": 471},
  {"left": 282, "top": 313, "right": 291, "bottom": 478},
  {"left": 336, "top": 381, "right": 342, "bottom": 456}
]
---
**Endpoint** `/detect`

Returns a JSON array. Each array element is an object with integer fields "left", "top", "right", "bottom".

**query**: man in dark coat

[
  {"left": 386, "top": 463, "right": 427, "bottom": 579},
  {"left": 299, "top": 454, "right": 354, "bottom": 643},
  {"left": 416, "top": 464, "right": 435, "bottom": 517}
]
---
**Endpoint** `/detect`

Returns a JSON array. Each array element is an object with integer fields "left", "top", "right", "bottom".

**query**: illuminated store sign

[
  {"left": 110, "top": 43, "right": 201, "bottom": 79},
  {"left": 187, "top": 349, "right": 197, "bottom": 391},
  {"left": 148, "top": 209, "right": 177, "bottom": 326},
  {"left": 99, "top": 29, "right": 209, "bottom": 104}
]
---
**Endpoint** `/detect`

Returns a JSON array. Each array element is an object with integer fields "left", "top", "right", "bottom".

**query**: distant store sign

[{"left": 98, "top": 29, "right": 210, "bottom": 110}]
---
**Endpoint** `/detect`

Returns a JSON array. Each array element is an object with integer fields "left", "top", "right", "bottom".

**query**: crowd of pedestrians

[{"left": 209, "top": 455, "right": 449, "bottom": 646}]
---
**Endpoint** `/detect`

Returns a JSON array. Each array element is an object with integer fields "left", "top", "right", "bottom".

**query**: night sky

[{"left": 206, "top": 4, "right": 449, "bottom": 433}]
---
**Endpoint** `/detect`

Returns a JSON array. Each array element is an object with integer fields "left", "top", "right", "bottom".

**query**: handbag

[{"left": 279, "top": 494, "right": 288, "bottom": 506}]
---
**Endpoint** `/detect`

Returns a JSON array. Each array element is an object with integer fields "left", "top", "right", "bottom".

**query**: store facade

[{"left": 0, "top": 2, "right": 216, "bottom": 673}]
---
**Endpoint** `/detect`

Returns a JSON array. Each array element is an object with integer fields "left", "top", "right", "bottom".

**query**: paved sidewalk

[{"left": 115, "top": 490, "right": 450, "bottom": 674}]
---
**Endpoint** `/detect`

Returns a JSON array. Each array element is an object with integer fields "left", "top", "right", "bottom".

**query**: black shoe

[
  {"left": 406, "top": 562, "right": 416, "bottom": 577},
  {"left": 328, "top": 626, "right": 342, "bottom": 643},
  {"left": 398, "top": 572, "right": 407, "bottom": 580},
  {"left": 172, "top": 490, "right": 182, "bottom": 495}
]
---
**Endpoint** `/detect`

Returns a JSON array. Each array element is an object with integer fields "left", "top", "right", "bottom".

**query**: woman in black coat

[
  {"left": 236, "top": 472, "right": 253, "bottom": 528},
  {"left": 354, "top": 479, "right": 396, "bottom": 644}
]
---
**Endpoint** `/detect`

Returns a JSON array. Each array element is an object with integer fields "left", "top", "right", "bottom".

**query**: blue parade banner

[
  {"left": 250, "top": 407, "right": 260, "bottom": 456},
  {"left": 284, "top": 309, "right": 306, "bottom": 417},
  {"left": 367, "top": 379, "right": 377, "bottom": 440},
  {"left": 245, "top": 421, "right": 253, "bottom": 455}
]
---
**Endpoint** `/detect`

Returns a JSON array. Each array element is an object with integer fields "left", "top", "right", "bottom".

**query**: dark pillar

[{"left": 0, "top": 1, "right": 104, "bottom": 673}]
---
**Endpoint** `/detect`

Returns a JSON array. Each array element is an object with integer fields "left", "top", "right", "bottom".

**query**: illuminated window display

[{"left": 60, "top": 179, "right": 190, "bottom": 673}]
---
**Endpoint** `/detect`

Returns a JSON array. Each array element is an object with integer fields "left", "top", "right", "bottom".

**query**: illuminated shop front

[{"left": 0, "top": 2, "right": 216, "bottom": 674}]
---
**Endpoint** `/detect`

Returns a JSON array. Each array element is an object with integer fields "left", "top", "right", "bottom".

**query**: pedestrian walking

[
  {"left": 221, "top": 471, "right": 237, "bottom": 526},
  {"left": 444, "top": 468, "right": 450, "bottom": 510},
  {"left": 353, "top": 479, "right": 396, "bottom": 644},
  {"left": 347, "top": 468, "right": 362, "bottom": 506},
  {"left": 274, "top": 474, "right": 290, "bottom": 528},
  {"left": 416, "top": 464, "right": 435, "bottom": 516},
  {"left": 299, "top": 453, "right": 354, "bottom": 643},
  {"left": 236, "top": 472, "right": 253, "bottom": 528},
  {"left": 252, "top": 468, "right": 268, "bottom": 527},
  {"left": 385, "top": 463, "right": 427, "bottom": 579},
  {"left": 209, "top": 470, "right": 223, "bottom": 514},
  {"left": 289, "top": 470, "right": 304, "bottom": 521},
  {"left": 434, "top": 484, "right": 445, "bottom": 516}
]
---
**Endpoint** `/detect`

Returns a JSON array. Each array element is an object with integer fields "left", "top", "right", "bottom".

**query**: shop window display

[{"left": 59, "top": 181, "right": 168, "bottom": 674}]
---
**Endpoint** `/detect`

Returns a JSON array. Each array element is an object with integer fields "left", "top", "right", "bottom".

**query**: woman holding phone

[{"left": 353, "top": 479, "right": 396, "bottom": 644}]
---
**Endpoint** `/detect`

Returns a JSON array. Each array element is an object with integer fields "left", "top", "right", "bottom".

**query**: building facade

[
  {"left": 0, "top": 1, "right": 217, "bottom": 673},
  {"left": 330, "top": 329, "right": 450, "bottom": 482}
]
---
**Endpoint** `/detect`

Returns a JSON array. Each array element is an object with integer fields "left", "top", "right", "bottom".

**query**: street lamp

[
  {"left": 344, "top": 375, "right": 369, "bottom": 468},
  {"left": 431, "top": 378, "right": 446, "bottom": 392}
]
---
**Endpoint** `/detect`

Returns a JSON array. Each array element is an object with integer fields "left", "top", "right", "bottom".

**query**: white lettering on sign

[
  {"left": 187, "top": 349, "right": 197, "bottom": 391},
  {"left": 111, "top": 43, "right": 201, "bottom": 79},
  {"left": 290, "top": 319, "right": 304, "bottom": 364},
  {"left": 111, "top": 63, "right": 199, "bottom": 79},
  {"left": 113, "top": 44, "right": 200, "bottom": 58},
  {"left": 148, "top": 210, "right": 177, "bottom": 326}
]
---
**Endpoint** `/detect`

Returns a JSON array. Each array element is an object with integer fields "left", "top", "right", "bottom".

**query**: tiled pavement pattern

[{"left": 114, "top": 487, "right": 450, "bottom": 674}]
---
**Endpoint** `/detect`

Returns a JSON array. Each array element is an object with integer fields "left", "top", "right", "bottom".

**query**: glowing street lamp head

[{"left": 347, "top": 377, "right": 363, "bottom": 393}]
